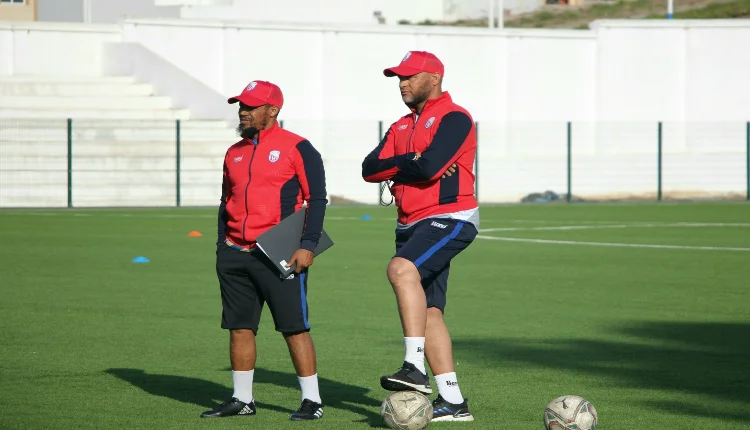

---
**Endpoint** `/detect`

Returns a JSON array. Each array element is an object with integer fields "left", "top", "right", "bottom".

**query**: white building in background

[{"left": 29, "top": 0, "right": 544, "bottom": 25}]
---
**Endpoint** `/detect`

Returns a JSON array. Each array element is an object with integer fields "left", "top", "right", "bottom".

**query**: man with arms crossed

[
  {"left": 362, "top": 51, "right": 479, "bottom": 422},
  {"left": 202, "top": 80, "right": 327, "bottom": 421}
]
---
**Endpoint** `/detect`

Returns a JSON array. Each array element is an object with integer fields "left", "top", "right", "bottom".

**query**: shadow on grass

[
  {"left": 253, "top": 367, "right": 383, "bottom": 427},
  {"left": 454, "top": 321, "right": 750, "bottom": 422},
  {"left": 105, "top": 367, "right": 384, "bottom": 427}
]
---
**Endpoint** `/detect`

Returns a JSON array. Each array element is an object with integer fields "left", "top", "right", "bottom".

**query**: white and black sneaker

[
  {"left": 200, "top": 397, "right": 256, "bottom": 418},
  {"left": 290, "top": 398, "right": 324, "bottom": 421},
  {"left": 431, "top": 395, "right": 474, "bottom": 422},
  {"left": 380, "top": 361, "right": 432, "bottom": 395}
]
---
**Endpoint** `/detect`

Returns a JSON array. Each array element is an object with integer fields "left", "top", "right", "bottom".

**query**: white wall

[
  {"left": 1, "top": 19, "right": 749, "bottom": 207},
  {"left": 177, "top": 0, "right": 544, "bottom": 25},
  {"left": 594, "top": 20, "right": 750, "bottom": 122},
  {"left": 0, "top": 21, "right": 121, "bottom": 76},
  {"left": 179, "top": 0, "right": 445, "bottom": 25},
  {"left": 120, "top": 20, "right": 595, "bottom": 123}
]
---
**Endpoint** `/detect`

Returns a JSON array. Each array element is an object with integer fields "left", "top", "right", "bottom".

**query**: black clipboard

[{"left": 255, "top": 207, "right": 334, "bottom": 275}]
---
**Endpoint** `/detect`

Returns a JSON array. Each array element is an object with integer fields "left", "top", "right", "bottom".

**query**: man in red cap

[
  {"left": 201, "top": 80, "right": 328, "bottom": 421},
  {"left": 361, "top": 51, "right": 478, "bottom": 422}
]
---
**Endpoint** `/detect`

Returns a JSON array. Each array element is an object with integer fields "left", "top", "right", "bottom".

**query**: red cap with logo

[
  {"left": 228, "top": 80, "right": 284, "bottom": 108},
  {"left": 383, "top": 51, "right": 445, "bottom": 78}
]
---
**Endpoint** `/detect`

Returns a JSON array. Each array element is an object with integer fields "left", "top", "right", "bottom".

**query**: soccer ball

[
  {"left": 380, "top": 391, "right": 433, "bottom": 429},
  {"left": 544, "top": 395, "right": 598, "bottom": 430}
]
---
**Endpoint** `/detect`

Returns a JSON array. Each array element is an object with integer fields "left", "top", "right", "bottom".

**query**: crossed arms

[{"left": 361, "top": 111, "right": 473, "bottom": 185}]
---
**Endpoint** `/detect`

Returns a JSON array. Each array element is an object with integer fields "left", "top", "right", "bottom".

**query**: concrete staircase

[
  {"left": 1, "top": 75, "right": 192, "bottom": 120},
  {"left": 0, "top": 75, "right": 238, "bottom": 208}
]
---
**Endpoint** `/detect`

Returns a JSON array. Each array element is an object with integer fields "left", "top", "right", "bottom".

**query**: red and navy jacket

[
  {"left": 218, "top": 122, "right": 327, "bottom": 251},
  {"left": 361, "top": 92, "right": 477, "bottom": 225}
]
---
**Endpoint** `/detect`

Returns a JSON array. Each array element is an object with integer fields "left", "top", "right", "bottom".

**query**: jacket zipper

[
  {"left": 241, "top": 140, "right": 258, "bottom": 244},
  {"left": 400, "top": 113, "right": 419, "bottom": 222}
]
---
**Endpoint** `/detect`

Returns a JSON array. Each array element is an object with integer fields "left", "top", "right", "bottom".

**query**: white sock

[
  {"left": 404, "top": 337, "right": 426, "bottom": 374},
  {"left": 232, "top": 370, "right": 254, "bottom": 404},
  {"left": 298, "top": 373, "right": 322, "bottom": 404},
  {"left": 435, "top": 372, "right": 464, "bottom": 404}
]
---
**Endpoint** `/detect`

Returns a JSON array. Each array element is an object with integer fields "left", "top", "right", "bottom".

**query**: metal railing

[{"left": 1, "top": 119, "right": 748, "bottom": 208}]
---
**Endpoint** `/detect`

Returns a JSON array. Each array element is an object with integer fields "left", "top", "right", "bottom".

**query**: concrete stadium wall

[
  {"left": 0, "top": 21, "right": 121, "bottom": 76},
  {"left": 1, "top": 19, "right": 749, "bottom": 207}
]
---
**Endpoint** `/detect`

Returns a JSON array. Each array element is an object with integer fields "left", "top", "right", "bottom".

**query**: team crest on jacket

[
  {"left": 268, "top": 150, "right": 280, "bottom": 163},
  {"left": 425, "top": 116, "right": 436, "bottom": 128}
]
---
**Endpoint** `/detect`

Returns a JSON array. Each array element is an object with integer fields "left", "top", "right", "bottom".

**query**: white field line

[
  {"left": 478, "top": 222, "right": 750, "bottom": 233},
  {"left": 476, "top": 235, "right": 750, "bottom": 252},
  {"left": 2, "top": 212, "right": 749, "bottom": 230},
  {"left": 0, "top": 211, "right": 391, "bottom": 221}
]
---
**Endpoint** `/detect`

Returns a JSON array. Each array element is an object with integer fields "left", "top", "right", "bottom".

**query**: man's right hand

[{"left": 441, "top": 163, "right": 457, "bottom": 178}]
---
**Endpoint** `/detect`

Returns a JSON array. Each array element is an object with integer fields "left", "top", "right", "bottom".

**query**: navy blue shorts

[{"left": 394, "top": 218, "right": 478, "bottom": 312}]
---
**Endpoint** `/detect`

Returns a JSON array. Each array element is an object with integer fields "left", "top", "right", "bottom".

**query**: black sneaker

[
  {"left": 290, "top": 398, "right": 324, "bottom": 421},
  {"left": 431, "top": 395, "right": 474, "bottom": 422},
  {"left": 380, "top": 361, "right": 432, "bottom": 395},
  {"left": 200, "top": 397, "right": 256, "bottom": 418}
]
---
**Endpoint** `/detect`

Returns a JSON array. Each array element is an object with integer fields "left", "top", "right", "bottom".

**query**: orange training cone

[{"left": 188, "top": 231, "right": 203, "bottom": 237}]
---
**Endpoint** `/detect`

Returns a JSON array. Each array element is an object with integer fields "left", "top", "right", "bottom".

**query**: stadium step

[
  {"left": 2, "top": 95, "right": 175, "bottom": 110},
  {"left": 0, "top": 74, "right": 238, "bottom": 176},
  {"left": 0, "top": 82, "right": 156, "bottom": 97},
  {"left": 0, "top": 122, "right": 237, "bottom": 143},
  {"left": 0, "top": 75, "right": 189, "bottom": 119},
  {"left": 0, "top": 75, "right": 137, "bottom": 84},
  {"left": 0, "top": 108, "right": 192, "bottom": 120},
  {"left": 0, "top": 119, "right": 232, "bottom": 128}
]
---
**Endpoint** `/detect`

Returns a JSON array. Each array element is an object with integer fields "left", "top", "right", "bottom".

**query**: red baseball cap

[
  {"left": 383, "top": 51, "right": 445, "bottom": 77},
  {"left": 228, "top": 80, "right": 284, "bottom": 108}
]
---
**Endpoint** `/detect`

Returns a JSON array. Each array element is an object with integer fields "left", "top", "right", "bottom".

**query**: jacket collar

[{"left": 410, "top": 91, "right": 452, "bottom": 116}]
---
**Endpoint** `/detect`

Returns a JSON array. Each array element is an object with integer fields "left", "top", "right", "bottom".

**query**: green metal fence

[{"left": 1, "top": 119, "right": 749, "bottom": 208}]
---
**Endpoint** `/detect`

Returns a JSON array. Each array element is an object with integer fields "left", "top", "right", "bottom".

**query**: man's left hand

[{"left": 287, "top": 248, "right": 314, "bottom": 274}]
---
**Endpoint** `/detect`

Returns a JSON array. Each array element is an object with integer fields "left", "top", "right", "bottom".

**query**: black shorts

[
  {"left": 394, "top": 218, "right": 478, "bottom": 312},
  {"left": 216, "top": 243, "right": 310, "bottom": 333}
]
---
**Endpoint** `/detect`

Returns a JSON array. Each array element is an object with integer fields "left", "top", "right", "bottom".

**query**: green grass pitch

[{"left": 1, "top": 202, "right": 748, "bottom": 429}]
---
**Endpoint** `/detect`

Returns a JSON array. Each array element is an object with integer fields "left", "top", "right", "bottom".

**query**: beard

[
  {"left": 403, "top": 86, "right": 431, "bottom": 109},
  {"left": 236, "top": 123, "right": 260, "bottom": 139}
]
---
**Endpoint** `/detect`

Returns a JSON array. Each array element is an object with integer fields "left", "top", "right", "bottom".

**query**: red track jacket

[
  {"left": 217, "top": 122, "right": 327, "bottom": 251},
  {"left": 361, "top": 92, "right": 477, "bottom": 225}
]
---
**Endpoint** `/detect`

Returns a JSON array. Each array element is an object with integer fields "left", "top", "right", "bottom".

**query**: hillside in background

[{"left": 406, "top": 0, "right": 750, "bottom": 29}]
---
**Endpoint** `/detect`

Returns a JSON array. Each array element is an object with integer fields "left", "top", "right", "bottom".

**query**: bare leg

[
  {"left": 424, "top": 308, "right": 455, "bottom": 375},
  {"left": 285, "top": 331, "right": 323, "bottom": 407},
  {"left": 284, "top": 331, "right": 317, "bottom": 377},
  {"left": 387, "top": 257, "right": 427, "bottom": 337},
  {"left": 230, "top": 329, "right": 256, "bottom": 371}
]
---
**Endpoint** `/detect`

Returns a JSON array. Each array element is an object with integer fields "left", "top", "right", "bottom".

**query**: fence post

[
  {"left": 746, "top": 121, "right": 749, "bottom": 201},
  {"left": 176, "top": 119, "right": 181, "bottom": 207},
  {"left": 566, "top": 121, "right": 572, "bottom": 203},
  {"left": 67, "top": 118, "right": 73, "bottom": 208},
  {"left": 474, "top": 121, "right": 479, "bottom": 203},
  {"left": 657, "top": 121, "right": 663, "bottom": 201}
]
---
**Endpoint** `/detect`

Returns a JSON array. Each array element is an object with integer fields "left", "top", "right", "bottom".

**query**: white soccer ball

[
  {"left": 544, "top": 395, "right": 598, "bottom": 430},
  {"left": 380, "top": 391, "right": 433, "bottom": 429}
]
